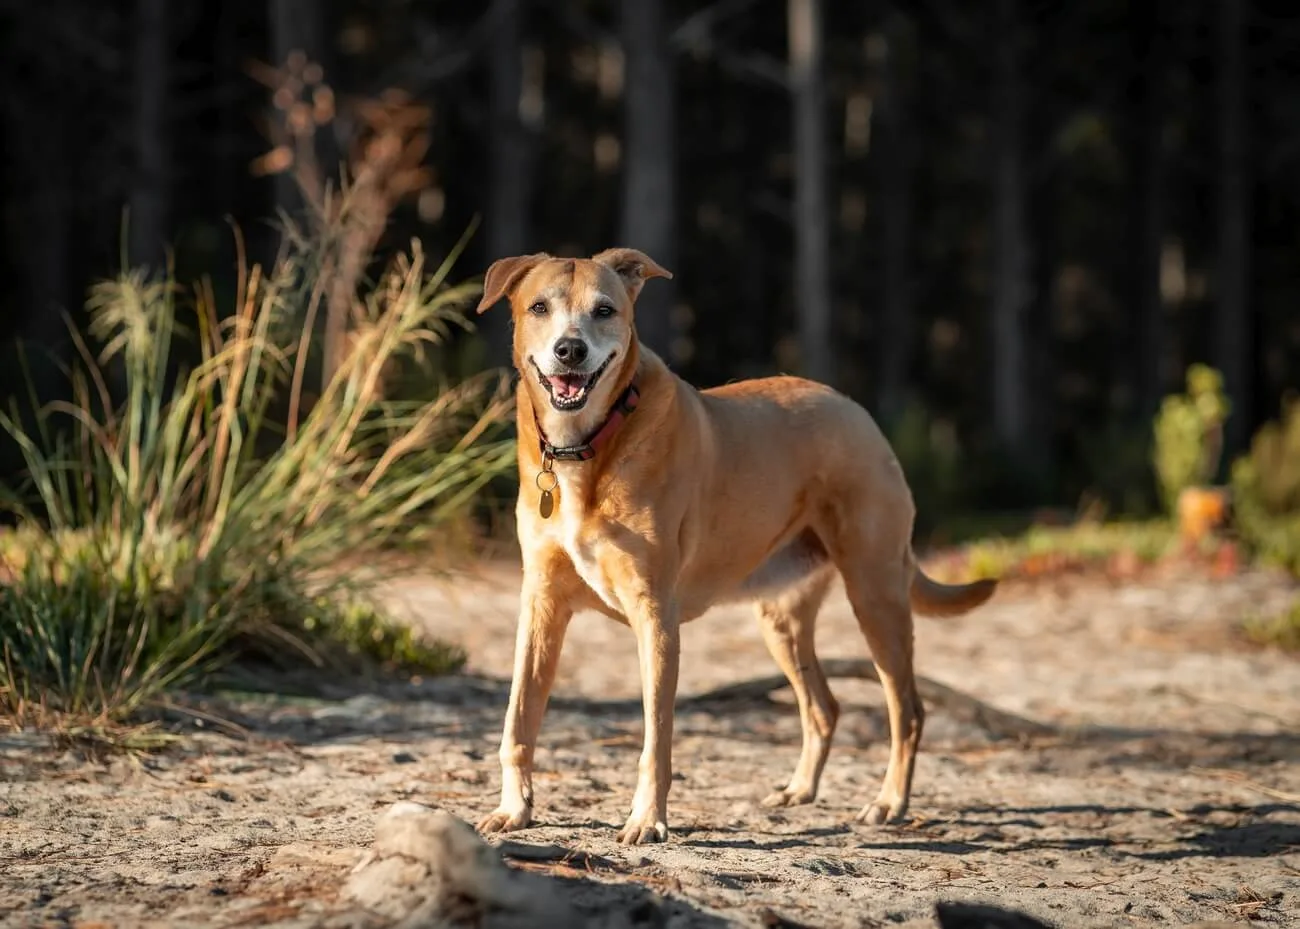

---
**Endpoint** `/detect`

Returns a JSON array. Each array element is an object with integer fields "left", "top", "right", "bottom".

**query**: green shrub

[
  {"left": 0, "top": 234, "right": 512, "bottom": 732},
  {"left": 303, "top": 598, "right": 466, "bottom": 676},
  {"left": 1231, "top": 396, "right": 1300, "bottom": 514},
  {"left": 1230, "top": 396, "right": 1300, "bottom": 575},
  {"left": 1152, "top": 364, "right": 1230, "bottom": 514}
]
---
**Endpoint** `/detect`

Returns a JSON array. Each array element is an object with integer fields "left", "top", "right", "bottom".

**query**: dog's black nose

[{"left": 553, "top": 337, "right": 589, "bottom": 368}]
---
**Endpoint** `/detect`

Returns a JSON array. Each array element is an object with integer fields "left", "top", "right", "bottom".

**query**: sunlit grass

[
  {"left": 923, "top": 519, "right": 1179, "bottom": 583},
  {"left": 0, "top": 229, "right": 511, "bottom": 738}
]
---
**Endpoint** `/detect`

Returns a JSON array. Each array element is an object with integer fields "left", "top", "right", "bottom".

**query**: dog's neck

[
  {"left": 522, "top": 341, "right": 643, "bottom": 453},
  {"left": 532, "top": 392, "right": 618, "bottom": 451},
  {"left": 535, "top": 383, "right": 639, "bottom": 462}
]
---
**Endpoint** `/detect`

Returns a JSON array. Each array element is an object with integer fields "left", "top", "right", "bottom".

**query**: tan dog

[{"left": 474, "top": 248, "right": 997, "bottom": 845}]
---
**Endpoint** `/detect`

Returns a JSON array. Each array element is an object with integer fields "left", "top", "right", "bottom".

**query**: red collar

[{"left": 536, "top": 382, "right": 640, "bottom": 462}]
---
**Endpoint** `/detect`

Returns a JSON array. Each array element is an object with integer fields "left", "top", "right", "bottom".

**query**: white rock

[{"left": 342, "top": 802, "right": 582, "bottom": 928}]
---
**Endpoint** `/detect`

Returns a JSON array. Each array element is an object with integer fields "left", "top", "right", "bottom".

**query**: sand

[{"left": 2, "top": 563, "right": 1297, "bottom": 928}]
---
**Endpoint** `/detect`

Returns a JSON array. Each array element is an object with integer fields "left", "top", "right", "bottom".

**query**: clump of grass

[
  {"left": 0, "top": 556, "right": 224, "bottom": 724},
  {"left": 0, "top": 231, "right": 512, "bottom": 735},
  {"left": 301, "top": 597, "right": 467, "bottom": 675},
  {"left": 1243, "top": 601, "right": 1300, "bottom": 652}
]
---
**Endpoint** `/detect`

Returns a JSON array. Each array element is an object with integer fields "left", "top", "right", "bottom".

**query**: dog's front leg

[
  {"left": 478, "top": 580, "right": 572, "bottom": 835},
  {"left": 618, "top": 591, "right": 681, "bottom": 845}
]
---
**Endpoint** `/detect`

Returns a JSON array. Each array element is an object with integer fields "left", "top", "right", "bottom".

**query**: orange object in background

[{"left": 1177, "top": 486, "right": 1231, "bottom": 543}]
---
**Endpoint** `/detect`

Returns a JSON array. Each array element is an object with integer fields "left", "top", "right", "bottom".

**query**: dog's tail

[{"left": 909, "top": 568, "right": 998, "bottom": 618}]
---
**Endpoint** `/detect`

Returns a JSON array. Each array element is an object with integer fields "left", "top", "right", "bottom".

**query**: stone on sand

[{"left": 342, "top": 801, "right": 583, "bottom": 929}]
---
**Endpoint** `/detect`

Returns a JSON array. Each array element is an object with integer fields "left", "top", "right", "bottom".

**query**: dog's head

[{"left": 476, "top": 248, "right": 671, "bottom": 416}]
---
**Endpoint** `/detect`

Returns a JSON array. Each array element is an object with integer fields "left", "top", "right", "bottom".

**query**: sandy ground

[{"left": 2, "top": 562, "right": 1299, "bottom": 928}]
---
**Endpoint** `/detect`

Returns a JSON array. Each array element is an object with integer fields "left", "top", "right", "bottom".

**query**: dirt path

[{"left": 2, "top": 564, "right": 1298, "bottom": 928}]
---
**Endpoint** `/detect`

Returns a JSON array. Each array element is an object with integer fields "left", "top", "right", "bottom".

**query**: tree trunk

[
  {"left": 129, "top": 0, "right": 169, "bottom": 273},
  {"left": 619, "top": 0, "right": 678, "bottom": 359},
  {"left": 875, "top": 10, "right": 913, "bottom": 424},
  {"left": 1130, "top": 0, "right": 1169, "bottom": 419},
  {"left": 990, "top": 0, "right": 1032, "bottom": 457},
  {"left": 788, "top": 0, "right": 833, "bottom": 385},
  {"left": 484, "top": 0, "right": 537, "bottom": 360},
  {"left": 1216, "top": 0, "right": 1251, "bottom": 456}
]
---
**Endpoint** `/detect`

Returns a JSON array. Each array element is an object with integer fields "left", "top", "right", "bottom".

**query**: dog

[{"left": 473, "top": 248, "right": 997, "bottom": 845}]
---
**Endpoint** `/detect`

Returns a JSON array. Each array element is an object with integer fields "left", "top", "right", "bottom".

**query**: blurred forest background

[{"left": 1, "top": 0, "right": 1296, "bottom": 521}]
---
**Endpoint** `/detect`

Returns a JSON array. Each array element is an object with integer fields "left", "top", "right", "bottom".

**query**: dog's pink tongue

[{"left": 548, "top": 375, "right": 585, "bottom": 399}]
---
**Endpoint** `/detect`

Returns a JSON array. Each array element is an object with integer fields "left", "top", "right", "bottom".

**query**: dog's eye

[
  {"left": 593, "top": 304, "right": 616, "bottom": 319},
  {"left": 528, "top": 301, "right": 548, "bottom": 316}
]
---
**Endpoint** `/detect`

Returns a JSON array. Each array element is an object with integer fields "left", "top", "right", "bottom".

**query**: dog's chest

[{"left": 552, "top": 498, "right": 624, "bottom": 614}]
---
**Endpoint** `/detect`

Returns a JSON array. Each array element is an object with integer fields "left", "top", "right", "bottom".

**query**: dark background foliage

[{"left": 1, "top": 0, "right": 1295, "bottom": 518}]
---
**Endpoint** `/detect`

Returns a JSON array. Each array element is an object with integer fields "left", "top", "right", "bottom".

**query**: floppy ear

[
  {"left": 476, "top": 253, "right": 549, "bottom": 314},
  {"left": 591, "top": 248, "right": 673, "bottom": 302}
]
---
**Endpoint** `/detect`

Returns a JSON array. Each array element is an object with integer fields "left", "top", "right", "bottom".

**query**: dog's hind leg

[
  {"left": 816, "top": 493, "right": 924, "bottom": 825},
  {"left": 755, "top": 569, "right": 839, "bottom": 808},
  {"left": 840, "top": 550, "right": 923, "bottom": 825}
]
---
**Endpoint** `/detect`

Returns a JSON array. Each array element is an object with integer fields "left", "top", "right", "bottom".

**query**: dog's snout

[{"left": 553, "top": 337, "right": 589, "bottom": 368}]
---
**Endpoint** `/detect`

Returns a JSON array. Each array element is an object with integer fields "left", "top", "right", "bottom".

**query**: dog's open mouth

[{"left": 531, "top": 354, "right": 615, "bottom": 411}]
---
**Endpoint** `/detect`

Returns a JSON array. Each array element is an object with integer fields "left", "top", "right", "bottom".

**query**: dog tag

[{"left": 535, "top": 458, "right": 558, "bottom": 520}]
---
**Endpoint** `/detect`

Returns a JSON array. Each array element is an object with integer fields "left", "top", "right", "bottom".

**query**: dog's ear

[
  {"left": 591, "top": 248, "right": 673, "bottom": 302},
  {"left": 476, "top": 253, "right": 549, "bottom": 314}
]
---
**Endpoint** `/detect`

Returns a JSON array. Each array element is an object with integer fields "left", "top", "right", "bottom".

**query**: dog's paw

[
  {"left": 761, "top": 787, "right": 816, "bottom": 808},
  {"left": 854, "top": 800, "right": 907, "bottom": 826},
  {"left": 617, "top": 814, "right": 668, "bottom": 845},
  {"left": 477, "top": 807, "right": 532, "bottom": 834}
]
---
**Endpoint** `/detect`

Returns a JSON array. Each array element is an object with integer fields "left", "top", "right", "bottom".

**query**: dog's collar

[{"left": 535, "top": 382, "right": 640, "bottom": 463}]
